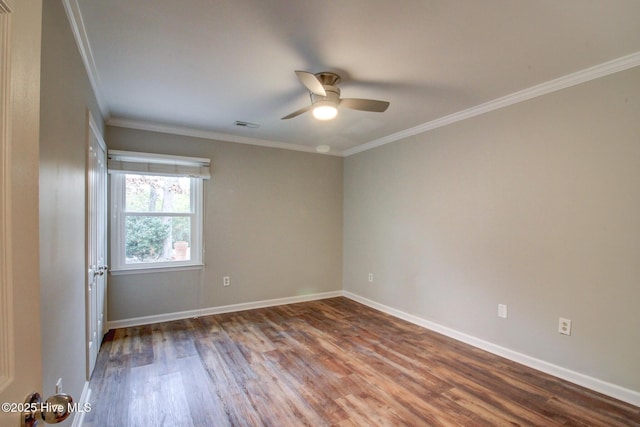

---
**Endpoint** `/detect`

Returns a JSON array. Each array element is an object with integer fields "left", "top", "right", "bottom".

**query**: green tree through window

[{"left": 125, "top": 216, "right": 170, "bottom": 262}]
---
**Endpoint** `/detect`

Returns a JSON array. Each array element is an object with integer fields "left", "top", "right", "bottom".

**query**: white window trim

[
  {"left": 109, "top": 264, "right": 204, "bottom": 276},
  {"left": 109, "top": 151, "right": 209, "bottom": 275}
]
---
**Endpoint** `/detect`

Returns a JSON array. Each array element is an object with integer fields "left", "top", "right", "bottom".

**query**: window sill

[{"left": 109, "top": 264, "right": 204, "bottom": 276}]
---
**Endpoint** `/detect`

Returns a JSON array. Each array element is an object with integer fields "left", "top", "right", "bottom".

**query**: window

[{"left": 108, "top": 151, "right": 210, "bottom": 272}]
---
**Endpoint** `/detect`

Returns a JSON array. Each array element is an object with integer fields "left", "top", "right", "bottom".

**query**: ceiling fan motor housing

[
  {"left": 315, "top": 72, "right": 341, "bottom": 86},
  {"left": 311, "top": 85, "right": 341, "bottom": 106}
]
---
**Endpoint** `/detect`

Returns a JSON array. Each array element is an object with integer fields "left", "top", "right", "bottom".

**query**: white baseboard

[
  {"left": 343, "top": 291, "right": 640, "bottom": 408},
  {"left": 107, "top": 290, "right": 343, "bottom": 329},
  {"left": 71, "top": 381, "right": 91, "bottom": 427},
  {"left": 105, "top": 289, "right": 639, "bottom": 407}
]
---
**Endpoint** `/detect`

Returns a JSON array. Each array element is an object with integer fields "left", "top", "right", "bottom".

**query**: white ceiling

[{"left": 73, "top": 0, "right": 640, "bottom": 155}]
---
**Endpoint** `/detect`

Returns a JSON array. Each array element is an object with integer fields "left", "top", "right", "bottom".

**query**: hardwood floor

[{"left": 84, "top": 297, "right": 640, "bottom": 426}]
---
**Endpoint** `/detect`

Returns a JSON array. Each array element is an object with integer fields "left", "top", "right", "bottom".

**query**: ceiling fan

[{"left": 282, "top": 71, "right": 390, "bottom": 120}]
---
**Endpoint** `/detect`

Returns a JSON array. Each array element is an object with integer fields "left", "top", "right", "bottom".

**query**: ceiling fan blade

[
  {"left": 340, "top": 98, "right": 390, "bottom": 112},
  {"left": 295, "top": 71, "right": 326, "bottom": 96},
  {"left": 281, "top": 105, "right": 312, "bottom": 120}
]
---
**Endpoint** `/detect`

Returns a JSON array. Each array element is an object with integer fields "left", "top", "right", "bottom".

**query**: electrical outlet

[
  {"left": 55, "top": 378, "right": 63, "bottom": 394},
  {"left": 368, "top": 273, "right": 374, "bottom": 282},
  {"left": 223, "top": 276, "right": 230, "bottom": 287},
  {"left": 559, "top": 318, "right": 572, "bottom": 335},
  {"left": 498, "top": 304, "right": 508, "bottom": 319}
]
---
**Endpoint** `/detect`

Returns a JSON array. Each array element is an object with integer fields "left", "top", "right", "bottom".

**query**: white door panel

[
  {"left": 0, "top": 1, "right": 45, "bottom": 425},
  {"left": 86, "top": 115, "right": 107, "bottom": 377}
]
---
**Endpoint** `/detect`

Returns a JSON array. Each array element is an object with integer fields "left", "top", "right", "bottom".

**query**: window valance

[{"left": 107, "top": 150, "right": 211, "bottom": 179}]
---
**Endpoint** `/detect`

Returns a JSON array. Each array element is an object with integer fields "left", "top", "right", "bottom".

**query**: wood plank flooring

[{"left": 84, "top": 297, "right": 640, "bottom": 426}]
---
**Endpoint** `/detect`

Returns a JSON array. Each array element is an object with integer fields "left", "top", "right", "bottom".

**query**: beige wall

[
  {"left": 107, "top": 127, "right": 343, "bottom": 321},
  {"left": 39, "top": 0, "right": 104, "bottom": 417},
  {"left": 344, "top": 67, "right": 640, "bottom": 392}
]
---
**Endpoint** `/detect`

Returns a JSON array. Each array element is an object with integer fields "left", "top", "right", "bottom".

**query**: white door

[
  {"left": 0, "top": 1, "right": 45, "bottom": 426},
  {"left": 86, "top": 114, "right": 107, "bottom": 377}
]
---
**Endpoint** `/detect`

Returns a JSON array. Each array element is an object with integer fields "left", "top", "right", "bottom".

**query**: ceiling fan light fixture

[
  {"left": 282, "top": 70, "right": 389, "bottom": 120},
  {"left": 312, "top": 101, "right": 338, "bottom": 120}
]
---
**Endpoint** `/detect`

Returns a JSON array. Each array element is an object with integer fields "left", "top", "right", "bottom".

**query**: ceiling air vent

[{"left": 234, "top": 121, "right": 259, "bottom": 128}]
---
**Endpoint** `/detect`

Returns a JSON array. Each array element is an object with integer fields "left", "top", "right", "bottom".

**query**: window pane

[
  {"left": 125, "top": 174, "right": 192, "bottom": 213},
  {"left": 125, "top": 215, "right": 192, "bottom": 264}
]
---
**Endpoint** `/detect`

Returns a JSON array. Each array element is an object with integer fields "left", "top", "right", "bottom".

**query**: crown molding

[
  {"left": 107, "top": 118, "right": 344, "bottom": 157},
  {"left": 110, "top": 48, "right": 640, "bottom": 159},
  {"left": 62, "top": 1, "right": 639, "bottom": 159},
  {"left": 62, "top": 0, "right": 109, "bottom": 117},
  {"left": 344, "top": 51, "right": 640, "bottom": 157}
]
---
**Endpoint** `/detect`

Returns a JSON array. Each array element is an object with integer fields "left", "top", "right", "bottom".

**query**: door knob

[
  {"left": 20, "top": 392, "right": 73, "bottom": 426},
  {"left": 92, "top": 265, "right": 107, "bottom": 277},
  {"left": 97, "top": 265, "right": 108, "bottom": 276}
]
